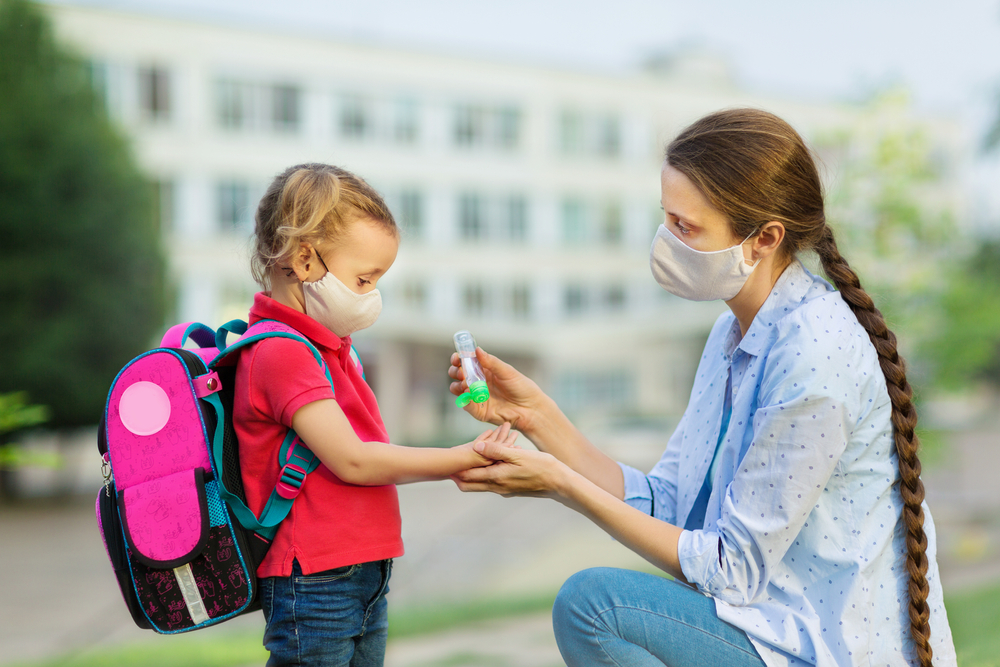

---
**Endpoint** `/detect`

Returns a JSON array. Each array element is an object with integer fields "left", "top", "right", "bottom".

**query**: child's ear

[{"left": 288, "top": 242, "right": 317, "bottom": 282}]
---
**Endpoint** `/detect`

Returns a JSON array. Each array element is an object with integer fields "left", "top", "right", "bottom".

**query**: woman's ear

[{"left": 750, "top": 222, "right": 785, "bottom": 262}]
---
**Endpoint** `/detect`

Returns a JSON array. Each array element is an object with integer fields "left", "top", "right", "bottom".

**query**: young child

[{"left": 234, "top": 163, "right": 514, "bottom": 667}]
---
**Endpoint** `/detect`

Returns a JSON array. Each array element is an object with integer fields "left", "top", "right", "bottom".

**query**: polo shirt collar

[{"left": 249, "top": 292, "right": 350, "bottom": 352}]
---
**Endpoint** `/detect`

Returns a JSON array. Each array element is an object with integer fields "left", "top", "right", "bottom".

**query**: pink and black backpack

[{"left": 96, "top": 319, "right": 332, "bottom": 634}]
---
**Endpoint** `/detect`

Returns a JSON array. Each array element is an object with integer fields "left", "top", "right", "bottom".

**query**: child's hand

[{"left": 460, "top": 422, "right": 519, "bottom": 467}]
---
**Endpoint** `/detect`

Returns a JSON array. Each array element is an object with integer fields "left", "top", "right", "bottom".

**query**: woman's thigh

[{"left": 552, "top": 567, "right": 765, "bottom": 667}]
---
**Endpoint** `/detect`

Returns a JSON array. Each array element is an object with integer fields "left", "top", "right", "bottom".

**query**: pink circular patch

[{"left": 119, "top": 381, "right": 171, "bottom": 436}]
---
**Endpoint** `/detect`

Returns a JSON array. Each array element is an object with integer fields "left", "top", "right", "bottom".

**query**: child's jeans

[{"left": 261, "top": 559, "right": 393, "bottom": 667}]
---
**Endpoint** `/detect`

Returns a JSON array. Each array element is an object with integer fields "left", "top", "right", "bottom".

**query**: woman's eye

[{"left": 358, "top": 278, "right": 371, "bottom": 286}]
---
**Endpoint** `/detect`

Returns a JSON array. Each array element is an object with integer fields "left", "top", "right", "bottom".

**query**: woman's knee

[{"left": 553, "top": 568, "right": 619, "bottom": 633}]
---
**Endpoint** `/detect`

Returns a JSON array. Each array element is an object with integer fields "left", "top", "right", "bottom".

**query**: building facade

[{"left": 46, "top": 4, "right": 965, "bottom": 445}]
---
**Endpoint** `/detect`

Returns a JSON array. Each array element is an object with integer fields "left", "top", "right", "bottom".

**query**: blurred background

[{"left": 1, "top": 0, "right": 999, "bottom": 665}]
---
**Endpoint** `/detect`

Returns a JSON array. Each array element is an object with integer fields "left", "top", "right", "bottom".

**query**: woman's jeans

[
  {"left": 261, "top": 559, "right": 392, "bottom": 667},
  {"left": 553, "top": 567, "right": 767, "bottom": 667}
]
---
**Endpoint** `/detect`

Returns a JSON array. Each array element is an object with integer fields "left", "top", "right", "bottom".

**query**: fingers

[{"left": 473, "top": 435, "right": 518, "bottom": 462}]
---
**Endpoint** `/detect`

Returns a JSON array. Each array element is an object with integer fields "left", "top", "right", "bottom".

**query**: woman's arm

[
  {"left": 291, "top": 398, "right": 516, "bottom": 485},
  {"left": 450, "top": 347, "right": 625, "bottom": 498},
  {"left": 455, "top": 439, "right": 687, "bottom": 580}
]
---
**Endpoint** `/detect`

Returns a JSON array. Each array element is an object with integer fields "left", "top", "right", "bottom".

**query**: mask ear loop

[{"left": 741, "top": 226, "right": 764, "bottom": 268}]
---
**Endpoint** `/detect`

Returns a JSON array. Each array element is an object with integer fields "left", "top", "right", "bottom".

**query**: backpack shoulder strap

[{"left": 204, "top": 318, "right": 328, "bottom": 539}]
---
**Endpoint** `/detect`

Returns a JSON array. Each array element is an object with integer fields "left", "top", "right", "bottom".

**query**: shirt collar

[
  {"left": 735, "top": 260, "right": 816, "bottom": 358},
  {"left": 249, "top": 292, "right": 350, "bottom": 352}
]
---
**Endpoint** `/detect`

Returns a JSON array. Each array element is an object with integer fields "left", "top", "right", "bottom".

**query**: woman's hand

[
  {"left": 458, "top": 423, "right": 520, "bottom": 469},
  {"left": 452, "top": 438, "right": 565, "bottom": 499},
  {"left": 449, "top": 347, "right": 546, "bottom": 433}
]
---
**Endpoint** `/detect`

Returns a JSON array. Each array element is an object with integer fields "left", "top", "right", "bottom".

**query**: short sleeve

[{"left": 246, "top": 337, "right": 335, "bottom": 427}]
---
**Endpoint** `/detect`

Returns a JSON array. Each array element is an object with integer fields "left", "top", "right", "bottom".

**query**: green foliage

[
  {"left": 819, "top": 90, "right": 960, "bottom": 386},
  {"left": 0, "top": 0, "right": 167, "bottom": 428},
  {"left": 0, "top": 391, "right": 48, "bottom": 436},
  {"left": 945, "top": 580, "right": 1000, "bottom": 667},
  {"left": 0, "top": 391, "right": 53, "bottom": 469},
  {"left": 919, "top": 241, "right": 1000, "bottom": 389}
]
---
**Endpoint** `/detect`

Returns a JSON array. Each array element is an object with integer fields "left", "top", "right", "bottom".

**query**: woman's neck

[{"left": 726, "top": 257, "right": 791, "bottom": 338}]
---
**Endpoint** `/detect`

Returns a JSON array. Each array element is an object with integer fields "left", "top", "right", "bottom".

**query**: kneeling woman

[{"left": 452, "top": 109, "right": 956, "bottom": 667}]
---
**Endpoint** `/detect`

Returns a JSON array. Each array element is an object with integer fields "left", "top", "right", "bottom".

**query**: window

[
  {"left": 555, "top": 370, "right": 633, "bottom": 412},
  {"left": 601, "top": 201, "right": 623, "bottom": 245},
  {"left": 86, "top": 61, "right": 109, "bottom": 110},
  {"left": 151, "top": 179, "right": 175, "bottom": 234},
  {"left": 394, "top": 98, "right": 419, "bottom": 144},
  {"left": 340, "top": 95, "right": 371, "bottom": 138},
  {"left": 463, "top": 283, "right": 489, "bottom": 316},
  {"left": 597, "top": 115, "right": 621, "bottom": 157},
  {"left": 510, "top": 284, "right": 531, "bottom": 320},
  {"left": 506, "top": 195, "right": 528, "bottom": 242},
  {"left": 402, "top": 280, "right": 426, "bottom": 310},
  {"left": 454, "top": 105, "right": 485, "bottom": 146},
  {"left": 559, "top": 110, "right": 584, "bottom": 155},
  {"left": 271, "top": 84, "right": 300, "bottom": 133},
  {"left": 217, "top": 181, "right": 252, "bottom": 232},
  {"left": 496, "top": 107, "right": 521, "bottom": 149},
  {"left": 557, "top": 108, "right": 622, "bottom": 159},
  {"left": 398, "top": 189, "right": 423, "bottom": 239},
  {"left": 564, "top": 284, "right": 587, "bottom": 315},
  {"left": 604, "top": 284, "right": 627, "bottom": 310},
  {"left": 454, "top": 104, "right": 523, "bottom": 149},
  {"left": 215, "top": 79, "right": 249, "bottom": 129},
  {"left": 459, "top": 193, "right": 486, "bottom": 240},
  {"left": 138, "top": 66, "right": 170, "bottom": 122},
  {"left": 561, "top": 198, "right": 587, "bottom": 244}
]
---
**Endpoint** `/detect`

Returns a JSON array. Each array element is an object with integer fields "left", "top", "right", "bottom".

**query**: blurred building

[{"left": 45, "top": 3, "right": 966, "bottom": 445}]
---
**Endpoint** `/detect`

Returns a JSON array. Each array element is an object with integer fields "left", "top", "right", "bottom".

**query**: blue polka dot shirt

[{"left": 619, "top": 261, "right": 956, "bottom": 667}]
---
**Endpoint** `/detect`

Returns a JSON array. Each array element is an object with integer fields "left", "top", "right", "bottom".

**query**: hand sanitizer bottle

[{"left": 453, "top": 330, "right": 489, "bottom": 407}]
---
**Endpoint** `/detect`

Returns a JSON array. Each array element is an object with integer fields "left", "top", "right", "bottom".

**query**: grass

[
  {"left": 14, "top": 583, "right": 998, "bottom": 666},
  {"left": 945, "top": 580, "right": 1000, "bottom": 667}
]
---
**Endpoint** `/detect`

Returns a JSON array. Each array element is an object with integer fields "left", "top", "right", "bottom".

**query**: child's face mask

[
  {"left": 301, "top": 258, "right": 382, "bottom": 338},
  {"left": 649, "top": 224, "right": 759, "bottom": 302}
]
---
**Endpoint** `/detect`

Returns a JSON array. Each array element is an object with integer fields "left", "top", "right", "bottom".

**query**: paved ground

[{"left": 1, "top": 419, "right": 997, "bottom": 666}]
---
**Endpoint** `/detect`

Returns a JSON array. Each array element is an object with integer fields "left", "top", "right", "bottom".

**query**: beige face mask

[
  {"left": 301, "top": 270, "right": 382, "bottom": 338},
  {"left": 649, "top": 224, "right": 759, "bottom": 302}
]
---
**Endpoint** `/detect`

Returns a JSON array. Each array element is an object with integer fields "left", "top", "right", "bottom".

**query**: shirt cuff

[
  {"left": 678, "top": 529, "right": 740, "bottom": 603},
  {"left": 618, "top": 462, "right": 653, "bottom": 515}
]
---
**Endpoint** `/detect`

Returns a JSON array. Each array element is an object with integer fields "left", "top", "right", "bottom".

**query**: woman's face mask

[{"left": 649, "top": 224, "right": 759, "bottom": 302}]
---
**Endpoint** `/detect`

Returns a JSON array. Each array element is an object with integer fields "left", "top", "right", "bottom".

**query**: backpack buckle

[{"left": 275, "top": 463, "right": 307, "bottom": 499}]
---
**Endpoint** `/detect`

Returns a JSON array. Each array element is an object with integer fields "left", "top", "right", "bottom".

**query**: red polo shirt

[{"left": 234, "top": 292, "right": 403, "bottom": 577}]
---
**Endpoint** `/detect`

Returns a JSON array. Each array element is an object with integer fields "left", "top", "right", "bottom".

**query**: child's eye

[{"left": 358, "top": 278, "right": 371, "bottom": 286}]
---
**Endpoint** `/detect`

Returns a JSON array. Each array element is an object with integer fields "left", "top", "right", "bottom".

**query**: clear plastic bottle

[{"left": 453, "top": 330, "right": 489, "bottom": 407}]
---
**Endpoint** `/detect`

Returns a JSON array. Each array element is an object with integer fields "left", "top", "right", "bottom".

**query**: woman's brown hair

[
  {"left": 251, "top": 163, "right": 397, "bottom": 288},
  {"left": 666, "top": 108, "right": 934, "bottom": 665}
]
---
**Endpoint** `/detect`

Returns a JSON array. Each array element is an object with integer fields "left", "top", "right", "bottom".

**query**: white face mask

[
  {"left": 302, "top": 271, "right": 382, "bottom": 338},
  {"left": 649, "top": 224, "right": 759, "bottom": 302}
]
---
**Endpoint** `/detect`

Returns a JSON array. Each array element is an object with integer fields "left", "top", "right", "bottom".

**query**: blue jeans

[
  {"left": 261, "top": 559, "right": 392, "bottom": 667},
  {"left": 553, "top": 568, "right": 766, "bottom": 667}
]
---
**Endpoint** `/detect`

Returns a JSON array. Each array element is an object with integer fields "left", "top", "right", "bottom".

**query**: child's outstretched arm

[{"left": 291, "top": 398, "right": 517, "bottom": 485}]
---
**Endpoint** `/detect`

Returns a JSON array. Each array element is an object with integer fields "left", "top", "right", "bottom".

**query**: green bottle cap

[
  {"left": 468, "top": 381, "right": 489, "bottom": 403},
  {"left": 455, "top": 392, "right": 473, "bottom": 407}
]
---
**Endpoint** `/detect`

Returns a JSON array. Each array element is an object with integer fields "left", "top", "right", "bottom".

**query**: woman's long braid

[{"left": 815, "top": 224, "right": 933, "bottom": 667}]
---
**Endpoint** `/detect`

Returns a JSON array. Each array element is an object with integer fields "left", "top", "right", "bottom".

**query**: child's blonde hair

[{"left": 251, "top": 163, "right": 397, "bottom": 288}]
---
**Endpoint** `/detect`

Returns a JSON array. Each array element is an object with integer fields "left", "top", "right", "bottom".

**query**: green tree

[
  {"left": 0, "top": 0, "right": 166, "bottom": 428},
  {"left": 921, "top": 241, "right": 1000, "bottom": 389},
  {"left": 818, "top": 91, "right": 959, "bottom": 385}
]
